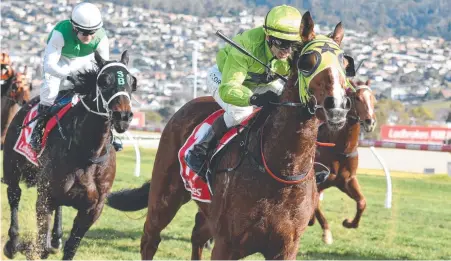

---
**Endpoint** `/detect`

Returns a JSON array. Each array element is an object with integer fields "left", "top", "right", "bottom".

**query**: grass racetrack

[{"left": 1, "top": 148, "right": 450, "bottom": 260}]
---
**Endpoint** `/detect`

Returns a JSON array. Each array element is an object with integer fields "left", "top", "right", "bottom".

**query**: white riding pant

[
  {"left": 206, "top": 65, "right": 284, "bottom": 128},
  {"left": 40, "top": 54, "right": 96, "bottom": 106}
]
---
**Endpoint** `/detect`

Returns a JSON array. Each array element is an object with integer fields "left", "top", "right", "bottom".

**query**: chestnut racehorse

[
  {"left": 310, "top": 79, "right": 376, "bottom": 244},
  {"left": 107, "top": 12, "right": 355, "bottom": 260},
  {"left": 1, "top": 66, "right": 32, "bottom": 147}
]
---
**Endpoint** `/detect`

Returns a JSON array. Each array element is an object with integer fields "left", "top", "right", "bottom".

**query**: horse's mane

[{"left": 67, "top": 62, "right": 101, "bottom": 96}]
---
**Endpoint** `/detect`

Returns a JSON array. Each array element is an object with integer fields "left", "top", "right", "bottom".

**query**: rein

[{"left": 258, "top": 115, "right": 314, "bottom": 184}]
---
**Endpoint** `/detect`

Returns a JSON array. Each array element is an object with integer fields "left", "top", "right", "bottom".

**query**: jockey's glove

[{"left": 249, "top": 91, "right": 279, "bottom": 107}]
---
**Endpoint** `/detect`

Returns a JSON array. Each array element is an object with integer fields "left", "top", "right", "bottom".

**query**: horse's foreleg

[
  {"left": 50, "top": 206, "right": 63, "bottom": 252},
  {"left": 341, "top": 176, "right": 366, "bottom": 228},
  {"left": 191, "top": 211, "right": 212, "bottom": 260},
  {"left": 3, "top": 184, "right": 22, "bottom": 259},
  {"left": 36, "top": 190, "right": 53, "bottom": 259},
  {"left": 210, "top": 240, "right": 241, "bottom": 260},
  {"left": 62, "top": 194, "right": 107, "bottom": 260},
  {"left": 62, "top": 207, "right": 99, "bottom": 260},
  {"left": 141, "top": 173, "right": 190, "bottom": 260},
  {"left": 315, "top": 205, "right": 333, "bottom": 245},
  {"left": 263, "top": 239, "right": 301, "bottom": 260}
]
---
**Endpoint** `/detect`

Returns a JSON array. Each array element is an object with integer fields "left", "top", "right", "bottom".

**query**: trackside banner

[{"left": 380, "top": 125, "right": 451, "bottom": 144}]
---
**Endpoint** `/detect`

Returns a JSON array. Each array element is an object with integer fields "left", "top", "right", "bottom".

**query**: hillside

[{"left": 104, "top": 0, "right": 451, "bottom": 40}]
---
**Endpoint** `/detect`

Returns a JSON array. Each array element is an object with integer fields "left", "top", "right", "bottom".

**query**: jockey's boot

[
  {"left": 112, "top": 139, "right": 123, "bottom": 152},
  {"left": 185, "top": 115, "right": 228, "bottom": 174},
  {"left": 315, "top": 169, "right": 330, "bottom": 184},
  {"left": 30, "top": 104, "right": 50, "bottom": 152}
]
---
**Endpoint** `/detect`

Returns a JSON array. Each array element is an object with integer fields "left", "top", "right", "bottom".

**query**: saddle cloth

[
  {"left": 178, "top": 108, "right": 260, "bottom": 203},
  {"left": 13, "top": 96, "right": 79, "bottom": 166}
]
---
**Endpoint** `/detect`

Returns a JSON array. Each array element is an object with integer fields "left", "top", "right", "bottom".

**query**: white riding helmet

[{"left": 71, "top": 2, "right": 103, "bottom": 31}]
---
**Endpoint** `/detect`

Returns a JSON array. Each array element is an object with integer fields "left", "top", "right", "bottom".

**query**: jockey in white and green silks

[{"left": 30, "top": 2, "right": 116, "bottom": 151}]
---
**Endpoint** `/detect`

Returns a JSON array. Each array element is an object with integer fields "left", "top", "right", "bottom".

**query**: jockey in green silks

[{"left": 185, "top": 5, "right": 303, "bottom": 174}]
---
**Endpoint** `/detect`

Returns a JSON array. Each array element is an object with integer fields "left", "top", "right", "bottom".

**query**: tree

[{"left": 409, "top": 106, "right": 434, "bottom": 125}]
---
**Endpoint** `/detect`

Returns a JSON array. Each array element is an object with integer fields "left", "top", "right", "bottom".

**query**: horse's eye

[{"left": 298, "top": 51, "right": 321, "bottom": 76}]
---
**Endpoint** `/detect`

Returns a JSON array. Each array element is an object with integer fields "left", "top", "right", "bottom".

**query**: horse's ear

[
  {"left": 121, "top": 50, "right": 129, "bottom": 66},
  {"left": 365, "top": 79, "right": 371, "bottom": 86},
  {"left": 299, "top": 11, "right": 315, "bottom": 42},
  {"left": 94, "top": 51, "right": 106, "bottom": 67},
  {"left": 127, "top": 74, "right": 137, "bottom": 91},
  {"left": 331, "top": 22, "right": 344, "bottom": 46}
]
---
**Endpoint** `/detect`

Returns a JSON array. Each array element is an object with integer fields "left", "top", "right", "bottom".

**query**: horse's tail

[{"left": 106, "top": 181, "right": 150, "bottom": 211}]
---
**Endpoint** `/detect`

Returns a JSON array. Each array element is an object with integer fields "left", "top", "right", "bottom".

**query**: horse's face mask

[
  {"left": 296, "top": 13, "right": 354, "bottom": 132},
  {"left": 94, "top": 51, "right": 137, "bottom": 133}
]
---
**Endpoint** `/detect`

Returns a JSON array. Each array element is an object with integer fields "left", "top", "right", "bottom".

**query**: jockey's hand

[
  {"left": 66, "top": 75, "right": 75, "bottom": 83},
  {"left": 249, "top": 91, "right": 279, "bottom": 107}
]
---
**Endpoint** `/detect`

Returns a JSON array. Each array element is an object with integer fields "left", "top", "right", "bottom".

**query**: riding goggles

[
  {"left": 268, "top": 36, "right": 296, "bottom": 51},
  {"left": 75, "top": 27, "right": 97, "bottom": 36}
]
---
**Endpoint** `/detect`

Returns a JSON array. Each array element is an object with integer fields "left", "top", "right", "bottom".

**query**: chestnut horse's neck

[
  {"left": 261, "top": 74, "right": 318, "bottom": 179},
  {"left": 321, "top": 114, "right": 360, "bottom": 155}
]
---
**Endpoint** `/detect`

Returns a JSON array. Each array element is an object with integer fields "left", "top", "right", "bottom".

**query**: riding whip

[{"left": 215, "top": 30, "right": 288, "bottom": 83}]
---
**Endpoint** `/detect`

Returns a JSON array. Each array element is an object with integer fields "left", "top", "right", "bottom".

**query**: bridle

[{"left": 79, "top": 62, "right": 131, "bottom": 119}]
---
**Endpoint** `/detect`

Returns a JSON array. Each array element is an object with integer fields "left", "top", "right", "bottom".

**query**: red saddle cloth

[
  {"left": 13, "top": 98, "right": 78, "bottom": 166},
  {"left": 178, "top": 108, "right": 260, "bottom": 203}
]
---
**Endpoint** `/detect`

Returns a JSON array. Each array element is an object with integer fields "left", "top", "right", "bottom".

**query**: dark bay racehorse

[
  {"left": 1, "top": 66, "right": 32, "bottom": 147},
  {"left": 2, "top": 51, "right": 137, "bottom": 260},
  {"left": 107, "top": 12, "right": 355, "bottom": 259},
  {"left": 310, "top": 79, "right": 376, "bottom": 244}
]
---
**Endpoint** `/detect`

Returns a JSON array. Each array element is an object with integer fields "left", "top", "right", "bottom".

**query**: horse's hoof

[
  {"left": 322, "top": 229, "right": 333, "bottom": 245},
  {"left": 308, "top": 216, "right": 316, "bottom": 226},
  {"left": 50, "top": 238, "right": 62, "bottom": 253},
  {"left": 343, "top": 218, "right": 358, "bottom": 228},
  {"left": 3, "top": 240, "right": 18, "bottom": 259},
  {"left": 3, "top": 240, "right": 16, "bottom": 259},
  {"left": 308, "top": 218, "right": 316, "bottom": 226}
]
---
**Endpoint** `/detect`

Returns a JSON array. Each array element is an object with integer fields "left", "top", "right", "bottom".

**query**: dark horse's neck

[
  {"left": 1, "top": 96, "right": 18, "bottom": 137},
  {"left": 262, "top": 75, "right": 318, "bottom": 178},
  {"left": 66, "top": 101, "right": 112, "bottom": 163}
]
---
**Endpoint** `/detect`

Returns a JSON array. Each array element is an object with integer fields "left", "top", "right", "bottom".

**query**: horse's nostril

[
  {"left": 324, "top": 96, "right": 335, "bottom": 109},
  {"left": 112, "top": 111, "right": 133, "bottom": 121},
  {"left": 365, "top": 119, "right": 373, "bottom": 125}
]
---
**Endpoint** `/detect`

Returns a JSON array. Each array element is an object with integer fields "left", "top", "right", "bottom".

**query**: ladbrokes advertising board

[{"left": 380, "top": 125, "right": 451, "bottom": 144}]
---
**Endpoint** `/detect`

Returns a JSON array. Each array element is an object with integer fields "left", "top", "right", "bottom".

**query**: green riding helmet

[{"left": 264, "top": 5, "right": 302, "bottom": 42}]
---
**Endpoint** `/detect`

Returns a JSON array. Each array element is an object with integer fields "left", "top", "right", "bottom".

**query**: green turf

[{"left": 1, "top": 148, "right": 451, "bottom": 260}]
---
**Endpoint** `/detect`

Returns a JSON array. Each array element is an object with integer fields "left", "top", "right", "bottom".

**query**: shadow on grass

[
  {"left": 85, "top": 228, "right": 191, "bottom": 244},
  {"left": 298, "top": 250, "right": 410, "bottom": 260},
  {"left": 84, "top": 229, "right": 408, "bottom": 260}
]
